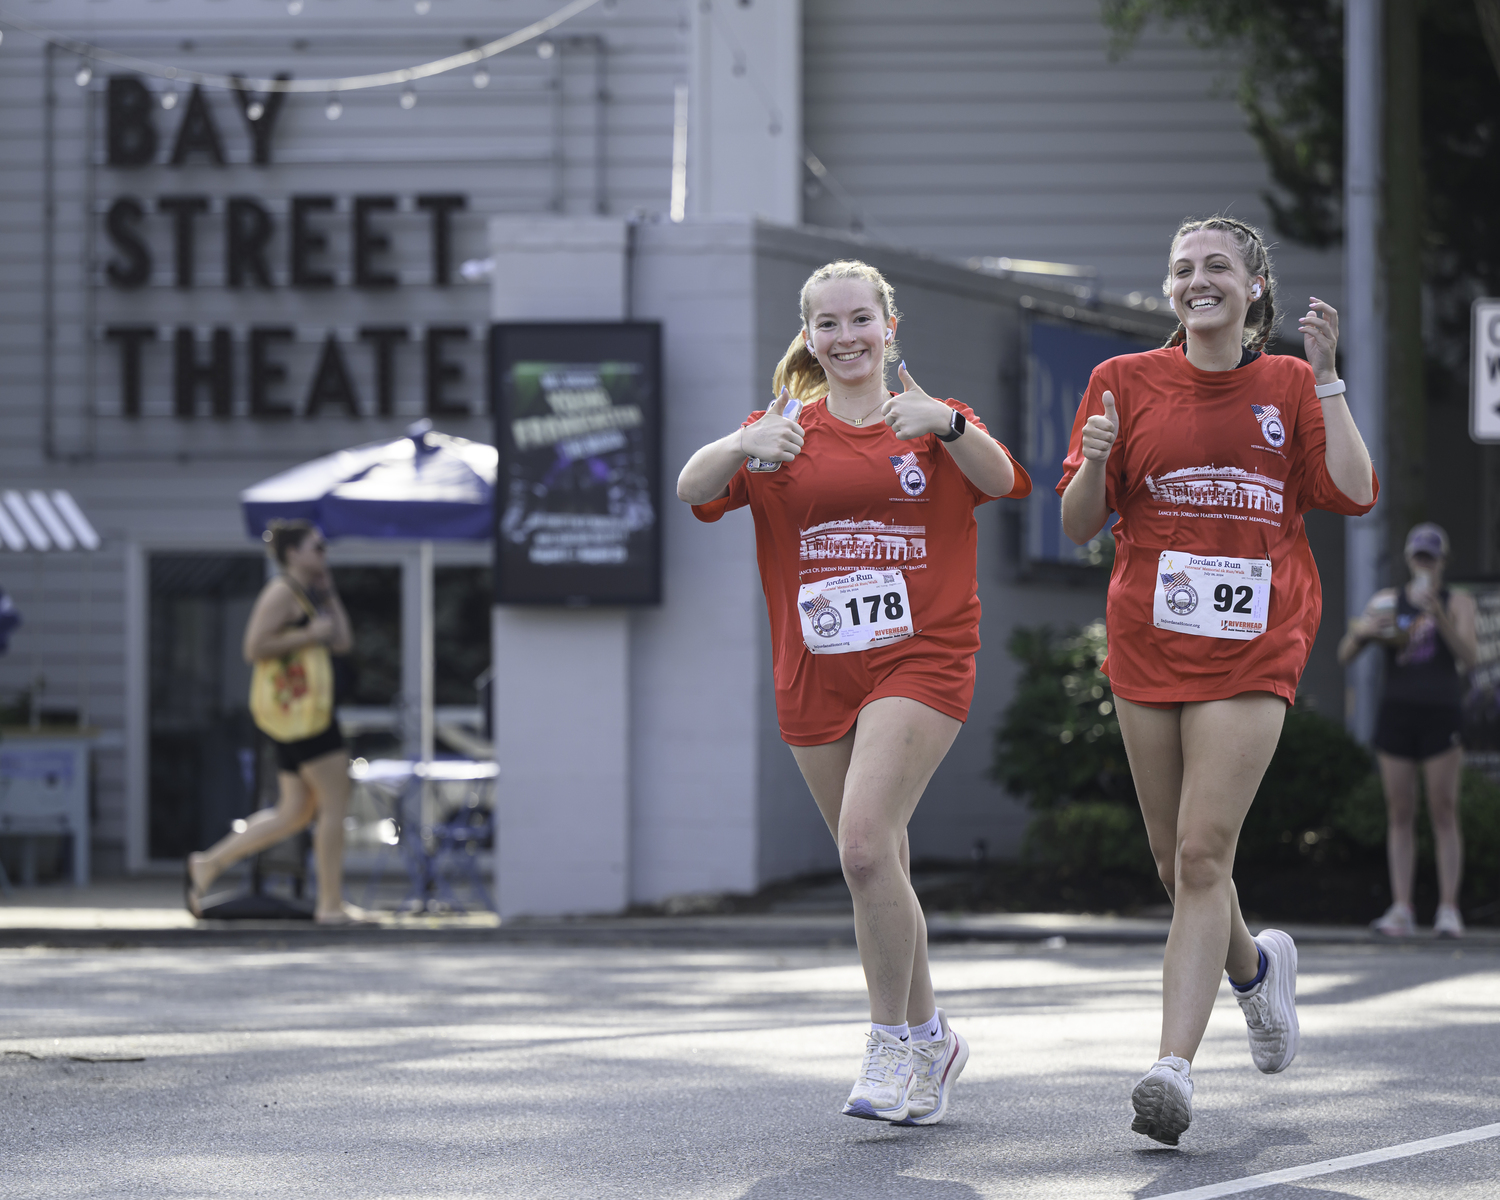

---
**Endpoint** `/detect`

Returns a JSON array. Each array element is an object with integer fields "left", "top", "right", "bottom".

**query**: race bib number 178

[
  {"left": 798, "top": 569, "right": 915, "bottom": 655},
  {"left": 1153, "top": 551, "right": 1272, "bottom": 641}
]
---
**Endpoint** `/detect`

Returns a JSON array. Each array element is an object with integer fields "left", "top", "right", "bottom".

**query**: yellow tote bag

[{"left": 249, "top": 578, "right": 334, "bottom": 743}]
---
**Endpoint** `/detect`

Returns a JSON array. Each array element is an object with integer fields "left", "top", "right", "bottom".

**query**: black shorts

[
  {"left": 272, "top": 723, "right": 346, "bottom": 774},
  {"left": 1373, "top": 700, "right": 1462, "bottom": 761}
]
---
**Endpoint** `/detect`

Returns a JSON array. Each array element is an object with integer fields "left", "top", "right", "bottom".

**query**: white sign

[
  {"left": 1472, "top": 298, "right": 1500, "bottom": 443},
  {"left": 797, "top": 569, "right": 914, "bottom": 655},
  {"left": 1152, "top": 550, "right": 1272, "bottom": 641}
]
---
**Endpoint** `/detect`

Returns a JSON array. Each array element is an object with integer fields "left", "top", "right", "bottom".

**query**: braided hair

[
  {"left": 771, "top": 260, "right": 902, "bottom": 401},
  {"left": 1160, "top": 215, "right": 1279, "bottom": 352}
]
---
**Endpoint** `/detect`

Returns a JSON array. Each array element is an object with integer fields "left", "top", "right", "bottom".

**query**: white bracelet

[{"left": 1314, "top": 379, "right": 1346, "bottom": 398}]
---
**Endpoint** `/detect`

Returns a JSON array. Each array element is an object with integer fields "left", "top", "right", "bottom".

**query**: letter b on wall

[{"left": 107, "top": 76, "right": 158, "bottom": 166}]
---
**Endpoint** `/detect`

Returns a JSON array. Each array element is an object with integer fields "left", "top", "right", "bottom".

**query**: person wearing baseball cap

[{"left": 1339, "top": 522, "right": 1478, "bottom": 938}]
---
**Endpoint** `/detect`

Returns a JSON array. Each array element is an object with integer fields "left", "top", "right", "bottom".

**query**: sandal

[
  {"left": 314, "top": 904, "right": 377, "bottom": 927},
  {"left": 183, "top": 862, "right": 205, "bottom": 919}
]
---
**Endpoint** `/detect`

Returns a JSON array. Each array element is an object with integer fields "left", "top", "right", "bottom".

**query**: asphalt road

[{"left": 2, "top": 939, "right": 1497, "bottom": 1199}]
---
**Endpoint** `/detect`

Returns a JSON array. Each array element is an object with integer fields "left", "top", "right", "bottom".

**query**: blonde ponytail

[{"left": 772, "top": 331, "right": 829, "bottom": 402}]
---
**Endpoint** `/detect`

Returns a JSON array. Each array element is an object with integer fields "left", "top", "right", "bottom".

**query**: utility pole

[{"left": 1344, "top": 0, "right": 1387, "bottom": 742}]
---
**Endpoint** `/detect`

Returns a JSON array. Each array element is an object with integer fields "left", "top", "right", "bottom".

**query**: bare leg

[
  {"left": 1378, "top": 752, "right": 1420, "bottom": 908},
  {"left": 298, "top": 749, "right": 355, "bottom": 920},
  {"left": 189, "top": 772, "right": 316, "bottom": 895},
  {"left": 1117, "top": 699, "right": 1259, "bottom": 986},
  {"left": 1117, "top": 694, "right": 1285, "bottom": 1063},
  {"left": 1423, "top": 745, "right": 1464, "bottom": 909},
  {"left": 791, "top": 697, "right": 959, "bottom": 1026}
]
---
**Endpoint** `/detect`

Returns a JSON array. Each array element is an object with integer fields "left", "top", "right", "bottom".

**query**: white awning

[{"left": 0, "top": 491, "right": 101, "bottom": 552}]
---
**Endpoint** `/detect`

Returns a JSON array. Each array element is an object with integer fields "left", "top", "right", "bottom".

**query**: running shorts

[
  {"left": 1372, "top": 700, "right": 1462, "bottom": 761},
  {"left": 777, "top": 636, "right": 976, "bottom": 746},
  {"left": 272, "top": 723, "right": 346, "bottom": 774}
]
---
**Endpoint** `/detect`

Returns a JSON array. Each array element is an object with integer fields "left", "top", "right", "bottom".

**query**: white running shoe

[
  {"left": 1130, "top": 1055, "right": 1193, "bottom": 1146},
  {"left": 1233, "top": 929, "right": 1299, "bottom": 1074},
  {"left": 898, "top": 1009, "right": 969, "bottom": 1126},
  {"left": 1372, "top": 902, "right": 1415, "bottom": 937},
  {"left": 1434, "top": 904, "right": 1465, "bottom": 939},
  {"left": 841, "top": 1027, "right": 915, "bottom": 1122}
]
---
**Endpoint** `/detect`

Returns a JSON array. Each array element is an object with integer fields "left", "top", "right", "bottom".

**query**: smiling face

[
  {"left": 805, "top": 277, "right": 896, "bottom": 390},
  {"left": 1167, "top": 230, "right": 1265, "bottom": 342}
]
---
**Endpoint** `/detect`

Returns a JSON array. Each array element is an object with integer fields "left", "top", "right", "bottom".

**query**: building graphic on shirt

[
  {"left": 799, "top": 519, "right": 928, "bottom": 563},
  {"left": 1144, "top": 465, "right": 1285, "bottom": 515}
]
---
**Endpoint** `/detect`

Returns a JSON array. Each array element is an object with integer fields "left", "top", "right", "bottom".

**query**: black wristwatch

[{"left": 936, "top": 408, "right": 966, "bottom": 443}]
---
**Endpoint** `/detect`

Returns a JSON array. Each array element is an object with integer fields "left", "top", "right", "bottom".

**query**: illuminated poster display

[{"left": 491, "top": 322, "right": 663, "bottom": 605}]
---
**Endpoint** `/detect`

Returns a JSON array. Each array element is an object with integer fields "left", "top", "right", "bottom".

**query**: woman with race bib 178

[
  {"left": 678, "top": 259, "right": 1030, "bottom": 1126},
  {"left": 1058, "top": 216, "right": 1376, "bottom": 1146}
]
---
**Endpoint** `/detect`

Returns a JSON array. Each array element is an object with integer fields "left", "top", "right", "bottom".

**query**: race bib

[
  {"left": 797, "top": 569, "right": 915, "bottom": 655},
  {"left": 1153, "top": 551, "right": 1272, "bottom": 641}
]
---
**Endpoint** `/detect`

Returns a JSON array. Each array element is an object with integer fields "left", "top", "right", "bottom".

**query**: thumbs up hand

[
  {"left": 1080, "top": 390, "right": 1119, "bottom": 463},
  {"left": 742, "top": 386, "right": 805, "bottom": 463},
  {"left": 883, "top": 362, "right": 952, "bottom": 441}
]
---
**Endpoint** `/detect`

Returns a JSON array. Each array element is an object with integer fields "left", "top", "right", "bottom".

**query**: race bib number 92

[
  {"left": 798, "top": 569, "right": 915, "bottom": 655},
  {"left": 1153, "top": 551, "right": 1272, "bottom": 640}
]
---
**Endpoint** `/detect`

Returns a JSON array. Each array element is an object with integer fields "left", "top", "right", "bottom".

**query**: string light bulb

[
  {"left": 74, "top": 62, "right": 93, "bottom": 87},
  {"left": 472, "top": 65, "right": 490, "bottom": 88},
  {"left": 325, "top": 98, "right": 343, "bottom": 120},
  {"left": 287, "top": 0, "right": 303, "bottom": 14},
  {"left": 536, "top": 40, "right": 555, "bottom": 59},
  {"left": 400, "top": 85, "right": 417, "bottom": 109},
  {"left": 415, "top": 0, "right": 432, "bottom": 13},
  {"left": 246, "top": 100, "right": 265, "bottom": 121},
  {"left": 161, "top": 89, "right": 179, "bottom": 110}
]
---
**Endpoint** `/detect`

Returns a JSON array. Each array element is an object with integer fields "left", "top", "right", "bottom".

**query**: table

[
  {"left": 349, "top": 758, "right": 499, "bottom": 912},
  {"left": 0, "top": 738, "right": 91, "bottom": 891}
]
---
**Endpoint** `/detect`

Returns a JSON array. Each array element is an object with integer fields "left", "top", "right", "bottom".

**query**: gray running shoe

[
  {"left": 898, "top": 1009, "right": 969, "bottom": 1126},
  {"left": 1372, "top": 903, "right": 1416, "bottom": 937},
  {"left": 1234, "top": 929, "right": 1299, "bottom": 1073},
  {"left": 1130, "top": 1055, "right": 1193, "bottom": 1145},
  {"left": 1434, "top": 904, "right": 1465, "bottom": 939}
]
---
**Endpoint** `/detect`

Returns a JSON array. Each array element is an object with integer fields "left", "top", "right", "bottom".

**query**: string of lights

[{"left": 0, "top": 0, "right": 600, "bottom": 94}]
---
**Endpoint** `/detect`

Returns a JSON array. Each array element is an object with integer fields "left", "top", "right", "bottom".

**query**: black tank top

[{"left": 1382, "top": 586, "right": 1463, "bottom": 706}]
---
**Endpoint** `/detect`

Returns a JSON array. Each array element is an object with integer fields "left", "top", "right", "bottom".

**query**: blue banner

[{"left": 1025, "top": 319, "right": 1154, "bottom": 564}]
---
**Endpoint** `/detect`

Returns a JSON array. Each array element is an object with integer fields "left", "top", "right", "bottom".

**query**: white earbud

[
  {"left": 1169, "top": 297, "right": 1176, "bottom": 310},
  {"left": 805, "top": 342, "right": 815, "bottom": 355},
  {"left": 884, "top": 330, "right": 893, "bottom": 343},
  {"left": 1251, "top": 283, "right": 1263, "bottom": 300}
]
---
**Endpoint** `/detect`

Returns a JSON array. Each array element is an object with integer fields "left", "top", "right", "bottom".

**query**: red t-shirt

[
  {"left": 1057, "top": 347, "right": 1378, "bottom": 704},
  {"left": 694, "top": 397, "right": 1030, "bottom": 722}
]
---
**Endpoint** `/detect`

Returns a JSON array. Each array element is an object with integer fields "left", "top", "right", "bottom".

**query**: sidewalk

[{"left": 3, "top": 875, "right": 1496, "bottom": 949}]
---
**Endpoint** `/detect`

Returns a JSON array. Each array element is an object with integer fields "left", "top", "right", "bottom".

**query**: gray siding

[
  {"left": 803, "top": 0, "right": 1343, "bottom": 315},
  {"left": 0, "top": 0, "right": 690, "bottom": 871}
]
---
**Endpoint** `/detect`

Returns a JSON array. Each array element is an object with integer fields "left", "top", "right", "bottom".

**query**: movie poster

[{"left": 490, "top": 323, "right": 662, "bottom": 605}]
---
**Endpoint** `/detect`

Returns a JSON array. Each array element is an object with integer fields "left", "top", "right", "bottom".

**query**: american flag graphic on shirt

[
  {"left": 1251, "top": 404, "right": 1287, "bottom": 447},
  {"left": 1161, "top": 569, "right": 1192, "bottom": 594},
  {"left": 800, "top": 593, "right": 833, "bottom": 617},
  {"left": 889, "top": 452, "right": 919, "bottom": 474}
]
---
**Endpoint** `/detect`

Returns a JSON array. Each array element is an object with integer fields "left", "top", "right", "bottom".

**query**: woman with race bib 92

[
  {"left": 678, "top": 260, "right": 1030, "bottom": 1126},
  {"left": 1058, "top": 216, "right": 1376, "bottom": 1145}
]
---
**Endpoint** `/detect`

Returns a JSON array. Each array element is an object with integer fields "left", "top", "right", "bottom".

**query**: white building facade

[{"left": 0, "top": 0, "right": 1344, "bottom": 905}]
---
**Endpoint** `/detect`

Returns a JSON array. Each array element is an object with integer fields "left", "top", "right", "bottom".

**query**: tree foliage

[{"left": 1101, "top": 0, "right": 1346, "bottom": 247}]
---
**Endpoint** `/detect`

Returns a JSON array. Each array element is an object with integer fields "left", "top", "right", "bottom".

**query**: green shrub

[
  {"left": 993, "top": 621, "right": 1377, "bottom": 885},
  {"left": 1023, "top": 801, "right": 1157, "bottom": 881},
  {"left": 1459, "top": 769, "right": 1500, "bottom": 909},
  {"left": 989, "top": 621, "right": 1134, "bottom": 810},
  {"left": 1238, "top": 704, "right": 1374, "bottom": 866}
]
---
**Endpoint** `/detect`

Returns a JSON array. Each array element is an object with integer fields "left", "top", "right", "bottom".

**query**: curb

[{"left": 1, "top": 914, "right": 1496, "bottom": 951}]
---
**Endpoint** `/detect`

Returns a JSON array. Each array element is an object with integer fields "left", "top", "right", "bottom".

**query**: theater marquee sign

[
  {"left": 95, "top": 72, "right": 478, "bottom": 429},
  {"left": 40, "top": 34, "right": 601, "bottom": 458}
]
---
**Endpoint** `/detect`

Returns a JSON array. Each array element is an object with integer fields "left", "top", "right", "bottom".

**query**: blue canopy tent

[{"left": 241, "top": 420, "right": 496, "bottom": 763}]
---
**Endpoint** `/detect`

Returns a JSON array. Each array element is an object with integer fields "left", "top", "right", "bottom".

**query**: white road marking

[{"left": 1151, "top": 1123, "right": 1500, "bottom": 1199}]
